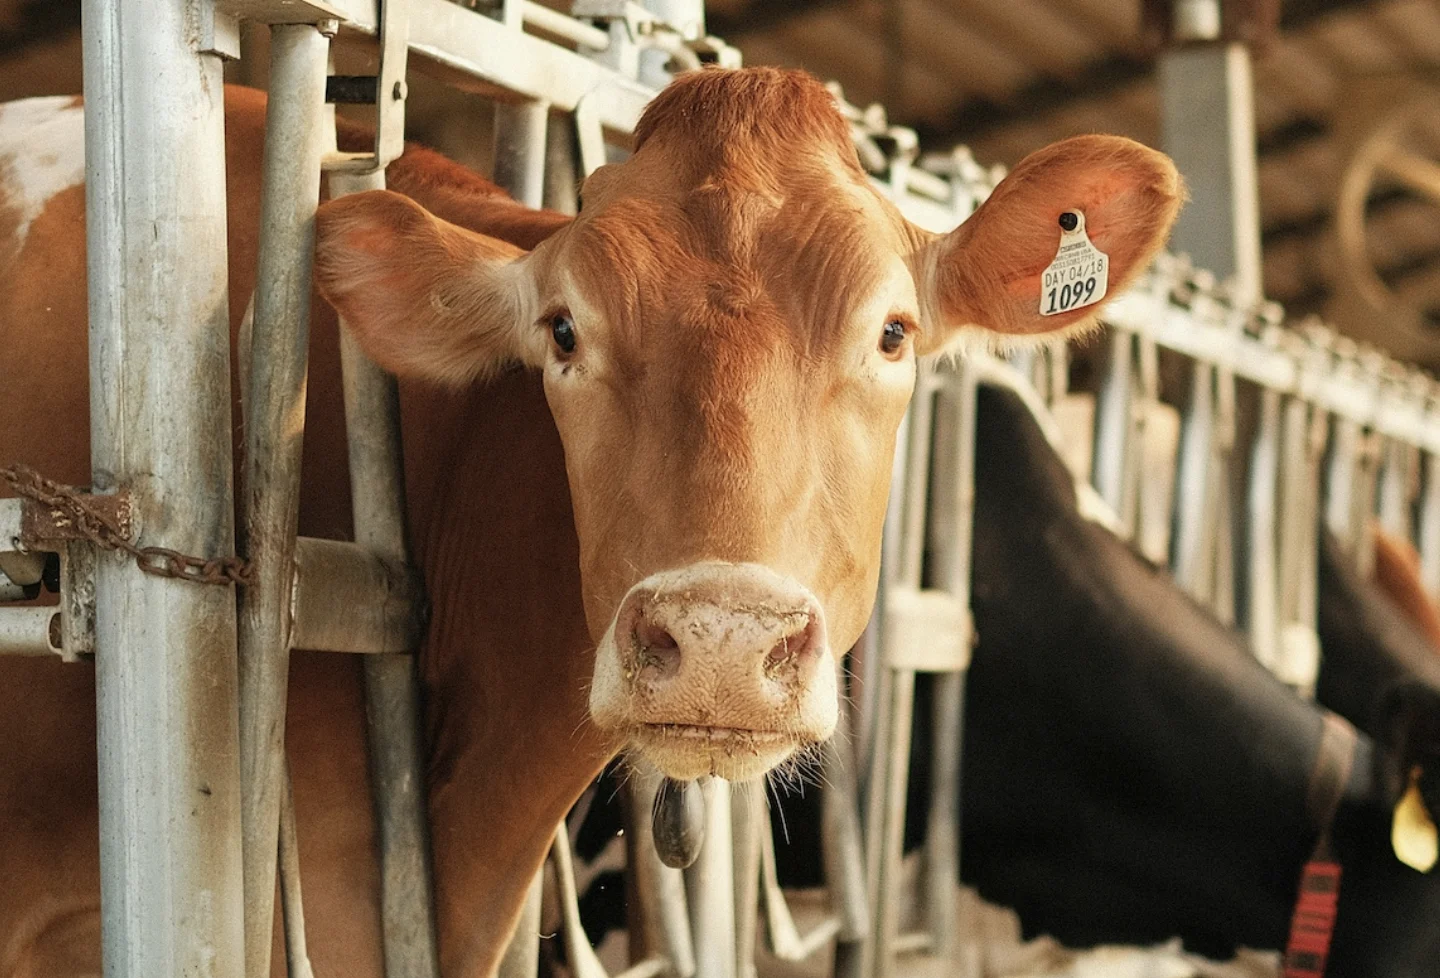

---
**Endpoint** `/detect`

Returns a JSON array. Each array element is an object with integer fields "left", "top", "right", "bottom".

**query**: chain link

[{"left": 2, "top": 464, "right": 253, "bottom": 587}]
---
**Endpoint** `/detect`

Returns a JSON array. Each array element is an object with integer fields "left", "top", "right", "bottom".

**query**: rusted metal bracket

[{"left": 323, "top": 0, "right": 409, "bottom": 172}]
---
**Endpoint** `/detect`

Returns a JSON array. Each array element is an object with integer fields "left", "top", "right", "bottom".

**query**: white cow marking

[{"left": 0, "top": 95, "right": 85, "bottom": 244}]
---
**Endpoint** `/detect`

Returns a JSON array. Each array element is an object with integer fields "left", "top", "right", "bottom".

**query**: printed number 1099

[{"left": 1045, "top": 277, "right": 1098, "bottom": 314}]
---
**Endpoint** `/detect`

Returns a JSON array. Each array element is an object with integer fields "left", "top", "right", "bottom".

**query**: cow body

[{"left": 0, "top": 69, "right": 1183, "bottom": 977}]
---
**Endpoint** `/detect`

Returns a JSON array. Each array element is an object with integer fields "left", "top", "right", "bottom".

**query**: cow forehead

[{"left": 556, "top": 173, "right": 908, "bottom": 348}]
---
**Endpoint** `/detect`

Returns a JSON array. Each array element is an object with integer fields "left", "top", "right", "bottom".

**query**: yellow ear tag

[{"left": 1392, "top": 766, "right": 1438, "bottom": 872}]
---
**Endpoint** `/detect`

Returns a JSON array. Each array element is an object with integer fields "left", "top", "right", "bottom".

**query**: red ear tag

[{"left": 1040, "top": 210, "right": 1109, "bottom": 317}]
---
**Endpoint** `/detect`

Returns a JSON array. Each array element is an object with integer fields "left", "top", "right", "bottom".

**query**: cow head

[{"left": 314, "top": 67, "right": 1181, "bottom": 781}]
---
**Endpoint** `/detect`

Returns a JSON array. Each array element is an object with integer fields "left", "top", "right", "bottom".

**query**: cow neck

[
  {"left": 964, "top": 383, "right": 1339, "bottom": 954},
  {"left": 403, "top": 370, "right": 614, "bottom": 977}
]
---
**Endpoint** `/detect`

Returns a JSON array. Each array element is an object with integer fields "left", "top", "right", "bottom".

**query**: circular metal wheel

[{"left": 1333, "top": 85, "right": 1440, "bottom": 363}]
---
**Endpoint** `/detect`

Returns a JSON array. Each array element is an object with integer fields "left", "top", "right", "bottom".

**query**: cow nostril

[
  {"left": 634, "top": 617, "right": 681, "bottom": 679},
  {"left": 766, "top": 616, "right": 816, "bottom": 670}
]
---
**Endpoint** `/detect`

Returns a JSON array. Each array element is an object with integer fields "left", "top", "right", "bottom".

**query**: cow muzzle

[{"left": 589, "top": 562, "right": 838, "bottom": 781}]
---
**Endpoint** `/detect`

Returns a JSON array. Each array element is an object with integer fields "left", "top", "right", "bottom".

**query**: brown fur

[
  {"left": 1, "top": 68, "right": 1182, "bottom": 978},
  {"left": 1372, "top": 524, "right": 1440, "bottom": 653}
]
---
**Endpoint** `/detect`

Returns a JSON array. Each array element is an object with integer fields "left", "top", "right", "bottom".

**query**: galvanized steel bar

[
  {"left": 236, "top": 24, "right": 332, "bottom": 978},
  {"left": 494, "top": 101, "right": 550, "bottom": 209},
  {"left": 1324, "top": 417, "right": 1363, "bottom": 552},
  {"left": 279, "top": 763, "right": 316, "bottom": 978},
  {"left": 1092, "top": 330, "right": 1135, "bottom": 528},
  {"left": 289, "top": 537, "right": 426, "bottom": 654},
  {"left": 80, "top": 1, "right": 246, "bottom": 975},
  {"left": 625, "top": 773, "right": 697, "bottom": 978},
  {"left": 1246, "top": 387, "right": 1282, "bottom": 670},
  {"left": 1420, "top": 454, "right": 1440, "bottom": 598},
  {"left": 1173, "top": 358, "right": 1217, "bottom": 602},
  {"left": 0, "top": 606, "right": 59, "bottom": 656},
  {"left": 686, "top": 778, "right": 736, "bottom": 978},
  {"left": 331, "top": 161, "right": 444, "bottom": 978}
]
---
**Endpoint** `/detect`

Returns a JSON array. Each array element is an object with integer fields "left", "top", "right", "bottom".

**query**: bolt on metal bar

[
  {"left": 236, "top": 23, "right": 332, "bottom": 978},
  {"left": 80, "top": 0, "right": 247, "bottom": 975}
]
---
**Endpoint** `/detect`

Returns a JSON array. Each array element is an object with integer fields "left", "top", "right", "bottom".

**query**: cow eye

[
  {"left": 880, "top": 319, "right": 907, "bottom": 357},
  {"left": 551, "top": 313, "right": 577, "bottom": 356}
]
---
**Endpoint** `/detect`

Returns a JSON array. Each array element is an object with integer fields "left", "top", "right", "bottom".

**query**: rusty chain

[{"left": 2, "top": 464, "right": 253, "bottom": 587}]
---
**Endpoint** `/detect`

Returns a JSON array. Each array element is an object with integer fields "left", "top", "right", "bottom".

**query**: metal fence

[{"left": 3, "top": 3, "right": 1440, "bottom": 978}]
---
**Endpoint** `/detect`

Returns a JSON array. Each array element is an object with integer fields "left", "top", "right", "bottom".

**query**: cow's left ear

[
  {"left": 910, "top": 135, "right": 1183, "bottom": 355},
  {"left": 314, "top": 190, "right": 548, "bottom": 386}
]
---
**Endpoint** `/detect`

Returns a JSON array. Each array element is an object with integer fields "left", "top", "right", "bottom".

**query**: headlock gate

[{"left": 0, "top": 3, "right": 1438, "bottom": 978}]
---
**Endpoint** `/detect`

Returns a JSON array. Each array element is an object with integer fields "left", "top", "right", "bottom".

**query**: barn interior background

[
  {"left": 3, "top": 0, "right": 1438, "bottom": 354},
  {"left": 3, "top": 2, "right": 1440, "bottom": 978}
]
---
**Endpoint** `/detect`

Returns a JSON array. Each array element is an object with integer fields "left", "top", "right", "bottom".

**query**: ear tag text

[
  {"left": 1393, "top": 765, "right": 1438, "bottom": 872},
  {"left": 1040, "top": 210, "right": 1108, "bottom": 317}
]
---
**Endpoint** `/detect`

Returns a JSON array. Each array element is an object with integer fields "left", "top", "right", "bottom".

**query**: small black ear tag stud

[{"left": 1058, "top": 211, "right": 1079, "bottom": 232}]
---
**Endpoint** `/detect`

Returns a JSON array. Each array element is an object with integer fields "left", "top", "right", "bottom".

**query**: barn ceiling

[
  {"left": 4, "top": 0, "right": 1438, "bottom": 342},
  {"left": 705, "top": 0, "right": 1440, "bottom": 337}
]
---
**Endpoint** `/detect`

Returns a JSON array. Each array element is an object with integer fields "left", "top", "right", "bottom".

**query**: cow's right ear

[{"left": 314, "top": 190, "right": 546, "bottom": 385}]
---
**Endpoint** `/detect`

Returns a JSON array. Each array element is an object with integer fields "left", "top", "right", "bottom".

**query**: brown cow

[{"left": 0, "top": 68, "right": 1181, "bottom": 977}]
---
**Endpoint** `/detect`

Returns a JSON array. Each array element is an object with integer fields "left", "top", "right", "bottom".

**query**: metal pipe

[
  {"left": 1420, "top": 454, "right": 1440, "bottom": 598},
  {"left": 81, "top": 1, "right": 246, "bottom": 974},
  {"left": 685, "top": 778, "right": 735, "bottom": 978},
  {"left": 289, "top": 537, "right": 426, "bottom": 654},
  {"left": 1172, "top": 360, "right": 1216, "bottom": 602},
  {"left": 1092, "top": 330, "right": 1135, "bottom": 526},
  {"left": 544, "top": 111, "right": 581, "bottom": 216},
  {"left": 818, "top": 715, "right": 869, "bottom": 955},
  {"left": 624, "top": 771, "right": 696, "bottom": 978},
  {"left": 1378, "top": 438, "right": 1412, "bottom": 541},
  {"left": 730, "top": 788, "right": 762, "bottom": 978},
  {"left": 280, "top": 763, "right": 316, "bottom": 978},
  {"left": 921, "top": 364, "right": 978, "bottom": 970},
  {"left": 331, "top": 164, "right": 444, "bottom": 978},
  {"left": 1325, "top": 417, "right": 1362, "bottom": 552},
  {"left": 494, "top": 100, "right": 550, "bottom": 209},
  {"left": 0, "top": 606, "right": 60, "bottom": 656},
  {"left": 524, "top": 1, "right": 610, "bottom": 51},
  {"left": 236, "top": 26, "right": 332, "bottom": 978},
  {"left": 1246, "top": 387, "right": 1282, "bottom": 670}
]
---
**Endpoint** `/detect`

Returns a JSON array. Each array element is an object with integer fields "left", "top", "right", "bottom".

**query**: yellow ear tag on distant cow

[
  {"left": 1040, "top": 210, "right": 1109, "bottom": 317},
  {"left": 1392, "top": 766, "right": 1438, "bottom": 872}
]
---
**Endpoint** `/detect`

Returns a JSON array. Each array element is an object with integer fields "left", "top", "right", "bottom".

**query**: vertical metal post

[
  {"left": 331, "top": 163, "right": 445, "bottom": 977},
  {"left": 235, "top": 25, "right": 332, "bottom": 978},
  {"left": 1378, "top": 438, "right": 1412, "bottom": 541},
  {"left": 626, "top": 773, "right": 697, "bottom": 978},
  {"left": 686, "top": 778, "right": 736, "bottom": 978},
  {"left": 1156, "top": 25, "right": 1264, "bottom": 304},
  {"left": 922, "top": 363, "right": 977, "bottom": 971},
  {"left": 493, "top": 101, "right": 550, "bottom": 209},
  {"left": 1247, "top": 386, "right": 1282, "bottom": 669},
  {"left": 1325, "top": 417, "right": 1362, "bottom": 552},
  {"left": 1092, "top": 330, "right": 1135, "bottom": 528},
  {"left": 1419, "top": 453, "right": 1440, "bottom": 598},
  {"left": 81, "top": 0, "right": 246, "bottom": 975},
  {"left": 1172, "top": 358, "right": 1217, "bottom": 601}
]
